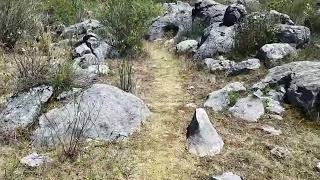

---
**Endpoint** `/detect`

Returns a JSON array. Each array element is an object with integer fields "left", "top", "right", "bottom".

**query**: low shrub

[
  {"left": 43, "top": 0, "right": 86, "bottom": 26},
  {"left": 50, "top": 61, "right": 74, "bottom": 97},
  {"left": 0, "top": 0, "right": 38, "bottom": 49},
  {"left": 12, "top": 50, "right": 51, "bottom": 91},
  {"left": 99, "top": 0, "right": 162, "bottom": 56},
  {"left": 232, "top": 13, "right": 277, "bottom": 58}
]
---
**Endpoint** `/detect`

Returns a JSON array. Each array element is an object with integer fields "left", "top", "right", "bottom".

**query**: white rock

[
  {"left": 176, "top": 40, "right": 198, "bottom": 54},
  {"left": 211, "top": 172, "right": 242, "bottom": 180},
  {"left": 20, "top": 153, "right": 52, "bottom": 167},
  {"left": 258, "top": 124, "right": 282, "bottom": 136}
]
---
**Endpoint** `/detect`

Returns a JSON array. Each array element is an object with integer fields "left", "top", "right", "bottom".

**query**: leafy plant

[
  {"left": 50, "top": 61, "right": 74, "bottom": 97},
  {"left": 99, "top": 0, "right": 162, "bottom": 56},
  {"left": 0, "top": 0, "right": 38, "bottom": 49},
  {"left": 228, "top": 91, "right": 241, "bottom": 107},
  {"left": 232, "top": 13, "right": 277, "bottom": 58},
  {"left": 44, "top": 0, "right": 87, "bottom": 25}
]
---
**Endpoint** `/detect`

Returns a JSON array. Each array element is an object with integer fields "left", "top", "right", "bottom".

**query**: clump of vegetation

[
  {"left": 50, "top": 61, "right": 74, "bottom": 97},
  {"left": 0, "top": 0, "right": 38, "bottom": 49},
  {"left": 228, "top": 91, "right": 241, "bottom": 107},
  {"left": 43, "top": 0, "right": 86, "bottom": 25},
  {"left": 99, "top": 0, "right": 162, "bottom": 56},
  {"left": 119, "top": 59, "right": 135, "bottom": 93},
  {"left": 264, "top": 0, "right": 314, "bottom": 23},
  {"left": 12, "top": 50, "right": 51, "bottom": 91},
  {"left": 232, "top": 13, "right": 277, "bottom": 58}
]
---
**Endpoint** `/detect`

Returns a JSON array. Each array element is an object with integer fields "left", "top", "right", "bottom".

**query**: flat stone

[
  {"left": 229, "top": 95, "right": 265, "bottom": 122},
  {"left": 0, "top": 86, "right": 53, "bottom": 133},
  {"left": 211, "top": 172, "right": 242, "bottom": 180},
  {"left": 204, "top": 82, "right": 246, "bottom": 112},
  {"left": 20, "top": 153, "right": 52, "bottom": 167},
  {"left": 258, "top": 124, "right": 282, "bottom": 136}
]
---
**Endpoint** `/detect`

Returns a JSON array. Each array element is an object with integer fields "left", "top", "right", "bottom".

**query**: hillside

[{"left": 1, "top": 0, "right": 320, "bottom": 179}]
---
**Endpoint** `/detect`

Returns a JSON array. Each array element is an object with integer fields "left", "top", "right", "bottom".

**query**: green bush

[
  {"left": 99, "top": 0, "right": 162, "bottom": 56},
  {"left": 0, "top": 0, "right": 38, "bottom": 49},
  {"left": 50, "top": 61, "right": 74, "bottom": 96},
  {"left": 264, "top": 0, "right": 318, "bottom": 25},
  {"left": 44, "top": 0, "right": 86, "bottom": 25},
  {"left": 232, "top": 13, "right": 277, "bottom": 58}
]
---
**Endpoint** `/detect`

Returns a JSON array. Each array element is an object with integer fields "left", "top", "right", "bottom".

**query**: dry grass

[{"left": 1, "top": 41, "right": 320, "bottom": 179}]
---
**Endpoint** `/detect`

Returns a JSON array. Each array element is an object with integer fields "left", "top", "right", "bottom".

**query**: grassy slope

[{"left": 1, "top": 42, "right": 320, "bottom": 179}]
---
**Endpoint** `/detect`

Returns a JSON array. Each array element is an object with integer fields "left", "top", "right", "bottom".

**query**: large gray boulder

[
  {"left": 32, "top": 84, "right": 150, "bottom": 146},
  {"left": 211, "top": 172, "right": 242, "bottom": 180},
  {"left": 276, "top": 24, "right": 311, "bottom": 47},
  {"left": 192, "top": 0, "right": 227, "bottom": 26},
  {"left": 194, "top": 23, "right": 235, "bottom": 60},
  {"left": 0, "top": 86, "right": 53, "bottom": 134},
  {"left": 222, "top": 2, "right": 247, "bottom": 26},
  {"left": 61, "top": 19, "right": 103, "bottom": 38},
  {"left": 204, "top": 82, "right": 246, "bottom": 111},
  {"left": 257, "top": 43, "right": 298, "bottom": 68},
  {"left": 187, "top": 108, "right": 224, "bottom": 157},
  {"left": 228, "top": 95, "right": 265, "bottom": 122},
  {"left": 253, "top": 61, "right": 320, "bottom": 121},
  {"left": 148, "top": 1, "right": 193, "bottom": 42}
]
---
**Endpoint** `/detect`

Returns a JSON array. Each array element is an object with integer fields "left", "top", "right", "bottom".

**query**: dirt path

[{"left": 132, "top": 42, "right": 198, "bottom": 179}]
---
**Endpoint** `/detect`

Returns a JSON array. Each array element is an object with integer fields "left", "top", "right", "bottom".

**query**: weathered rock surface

[
  {"left": 222, "top": 2, "right": 247, "bottom": 26},
  {"left": 225, "top": 58, "right": 260, "bottom": 76},
  {"left": 265, "top": 98, "right": 285, "bottom": 115},
  {"left": 271, "top": 146, "right": 290, "bottom": 159},
  {"left": 20, "top": 153, "right": 52, "bottom": 167},
  {"left": 205, "top": 58, "right": 235, "bottom": 72},
  {"left": 211, "top": 172, "right": 242, "bottom": 180},
  {"left": 257, "top": 43, "right": 297, "bottom": 68},
  {"left": 32, "top": 84, "right": 150, "bottom": 146},
  {"left": 204, "top": 82, "right": 246, "bottom": 111},
  {"left": 229, "top": 95, "right": 265, "bottom": 122},
  {"left": 61, "top": 19, "right": 103, "bottom": 38},
  {"left": 187, "top": 108, "right": 224, "bottom": 157},
  {"left": 253, "top": 61, "right": 320, "bottom": 120},
  {"left": 72, "top": 33, "right": 113, "bottom": 62},
  {"left": 276, "top": 24, "right": 311, "bottom": 47},
  {"left": 193, "top": 0, "right": 227, "bottom": 26},
  {"left": 72, "top": 33, "right": 113, "bottom": 86},
  {"left": 269, "top": 10, "right": 295, "bottom": 25},
  {"left": 0, "top": 86, "right": 53, "bottom": 133},
  {"left": 176, "top": 39, "right": 198, "bottom": 54},
  {"left": 258, "top": 124, "right": 282, "bottom": 136},
  {"left": 148, "top": 1, "right": 193, "bottom": 42},
  {"left": 194, "top": 23, "right": 235, "bottom": 60}
]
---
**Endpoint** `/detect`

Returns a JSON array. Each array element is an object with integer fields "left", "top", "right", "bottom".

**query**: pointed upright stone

[{"left": 187, "top": 108, "right": 224, "bottom": 157}]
